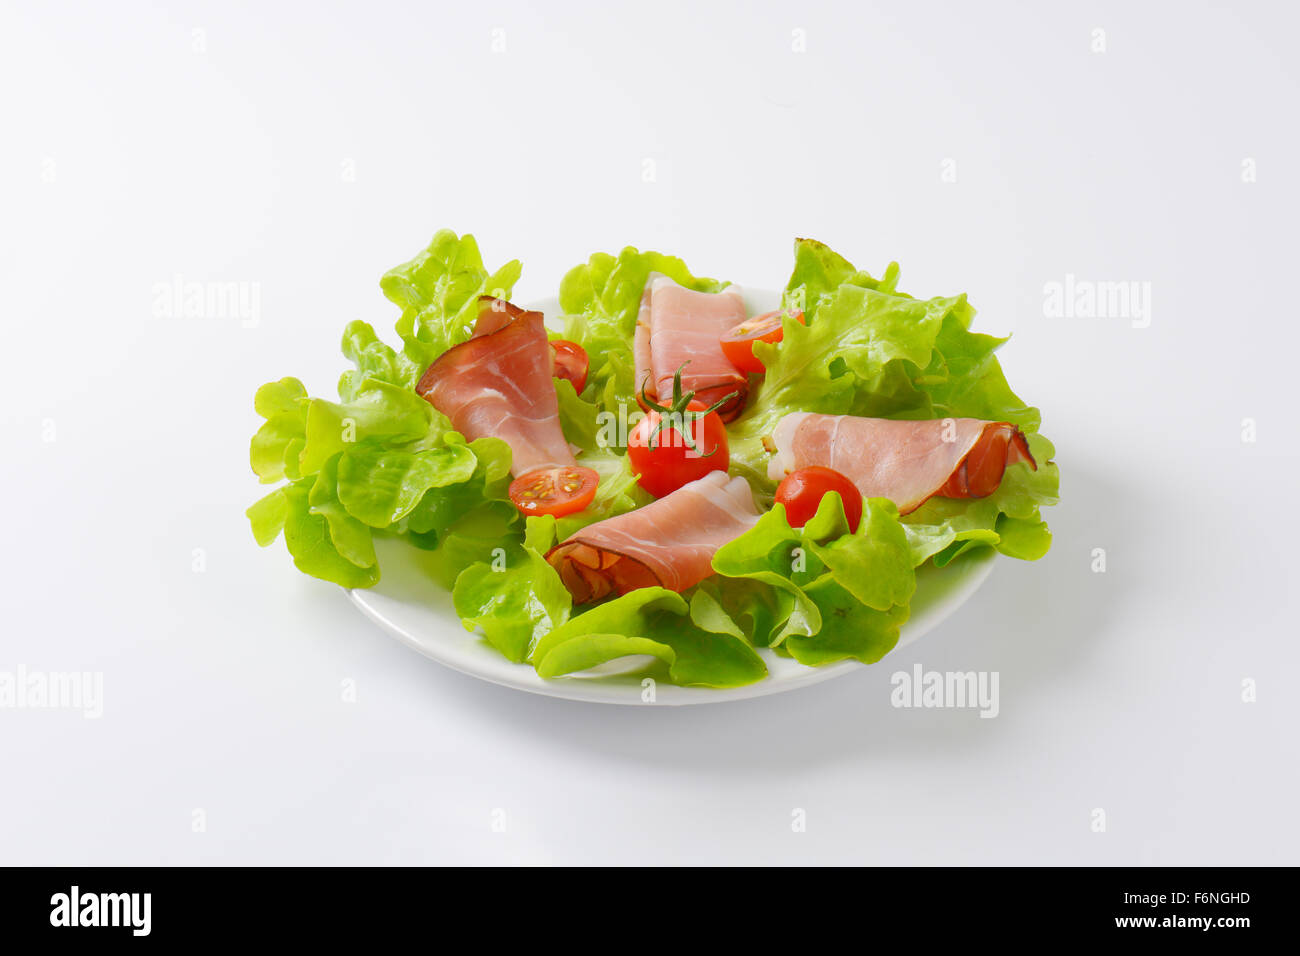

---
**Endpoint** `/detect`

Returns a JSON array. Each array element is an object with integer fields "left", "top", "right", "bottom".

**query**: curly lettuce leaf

[
  {"left": 781, "top": 237, "right": 901, "bottom": 315},
  {"left": 711, "top": 494, "right": 915, "bottom": 648},
  {"left": 299, "top": 379, "right": 433, "bottom": 476},
  {"left": 380, "top": 230, "right": 522, "bottom": 378},
  {"left": 709, "top": 506, "right": 826, "bottom": 645},
  {"left": 246, "top": 485, "right": 289, "bottom": 547},
  {"left": 417, "top": 499, "right": 522, "bottom": 590},
  {"left": 278, "top": 479, "right": 379, "bottom": 588},
  {"left": 555, "top": 378, "right": 602, "bottom": 454},
  {"left": 695, "top": 576, "right": 797, "bottom": 650},
  {"left": 912, "top": 309, "right": 1038, "bottom": 429},
  {"left": 531, "top": 588, "right": 767, "bottom": 688},
  {"left": 802, "top": 495, "right": 915, "bottom": 611},
  {"left": 308, "top": 456, "right": 378, "bottom": 569},
  {"left": 250, "top": 377, "right": 308, "bottom": 483},
  {"left": 337, "top": 320, "right": 421, "bottom": 399},
  {"left": 249, "top": 431, "right": 515, "bottom": 588},
  {"left": 400, "top": 437, "right": 514, "bottom": 543},
  {"left": 335, "top": 436, "right": 478, "bottom": 528},
  {"left": 784, "top": 579, "right": 908, "bottom": 667},
  {"left": 452, "top": 516, "right": 571, "bottom": 663}
]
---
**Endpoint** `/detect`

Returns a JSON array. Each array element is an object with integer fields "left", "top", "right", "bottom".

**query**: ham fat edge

[
  {"left": 546, "top": 472, "right": 760, "bottom": 604},
  {"left": 767, "top": 413, "right": 1037, "bottom": 515},
  {"left": 635, "top": 274, "right": 749, "bottom": 421},
  {"left": 416, "top": 296, "right": 577, "bottom": 476}
]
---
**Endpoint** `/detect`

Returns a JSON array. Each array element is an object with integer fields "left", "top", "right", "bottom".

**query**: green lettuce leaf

[
  {"left": 710, "top": 505, "right": 826, "bottom": 645},
  {"left": 246, "top": 486, "right": 289, "bottom": 547},
  {"left": 802, "top": 495, "right": 915, "bottom": 611},
  {"left": 555, "top": 378, "right": 602, "bottom": 454},
  {"left": 299, "top": 379, "right": 432, "bottom": 476},
  {"left": 337, "top": 320, "right": 421, "bottom": 399},
  {"left": 250, "top": 377, "right": 308, "bottom": 483},
  {"left": 452, "top": 515, "right": 571, "bottom": 663},
  {"left": 380, "top": 229, "right": 522, "bottom": 378},
  {"left": 308, "top": 455, "right": 377, "bottom": 569},
  {"left": 531, "top": 588, "right": 767, "bottom": 688},
  {"left": 784, "top": 580, "right": 909, "bottom": 667},
  {"left": 400, "top": 437, "right": 514, "bottom": 544},
  {"left": 336, "top": 436, "right": 478, "bottom": 528},
  {"left": 279, "top": 479, "right": 379, "bottom": 588},
  {"left": 781, "top": 237, "right": 901, "bottom": 316},
  {"left": 711, "top": 494, "right": 916, "bottom": 648},
  {"left": 695, "top": 576, "right": 796, "bottom": 649},
  {"left": 419, "top": 499, "right": 522, "bottom": 590}
]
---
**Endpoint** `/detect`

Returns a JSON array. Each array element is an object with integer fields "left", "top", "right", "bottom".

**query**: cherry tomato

[
  {"left": 550, "top": 340, "right": 589, "bottom": 394},
  {"left": 774, "top": 466, "right": 862, "bottom": 533},
  {"left": 508, "top": 465, "right": 599, "bottom": 518},
  {"left": 628, "top": 400, "right": 730, "bottom": 499},
  {"left": 719, "top": 309, "right": 805, "bottom": 375}
]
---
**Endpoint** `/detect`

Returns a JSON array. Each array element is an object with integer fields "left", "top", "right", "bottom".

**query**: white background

[{"left": 2, "top": 0, "right": 1297, "bottom": 865}]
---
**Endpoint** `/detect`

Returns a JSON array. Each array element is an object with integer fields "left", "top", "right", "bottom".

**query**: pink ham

[
  {"left": 547, "top": 471, "right": 760, "bottom": 603},
  {"left": 635, "top": 275, "right": 749, "bottom": 421},
  {"left": 768, "top": 413, "right": 1037, "bottom": 515},
  {"left": 416, "top": 296, "right": 575, "bottom": 476},
  {"left": 633, "top": 274, "right": 658, "bottom": 408}
]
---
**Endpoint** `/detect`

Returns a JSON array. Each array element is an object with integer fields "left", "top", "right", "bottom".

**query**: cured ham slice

[
  {"left": 632, "top": 273, "right": 658, "bottom": 408},
  {"left": 416, "top": 297, "right": 576, "bottom": 476},
  {"left": 767, "top": 413, "right": 1037, "bottom": 515},
  {"left": 547, "top": 471, "right": 760, "bottom": 603},
  {"left": 636, "top": 275, "right": 749, "bottom": 421}
]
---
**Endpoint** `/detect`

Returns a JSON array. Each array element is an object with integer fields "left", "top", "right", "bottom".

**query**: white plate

[{"left": 348, "top": 290, "right": 998, "bottom": 705}]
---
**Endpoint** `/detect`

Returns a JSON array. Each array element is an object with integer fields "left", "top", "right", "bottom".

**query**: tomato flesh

[
  {"left": 774, "top": 466, "right": 862, "bottom": 533},
  {"left": 720, "top": 309, "right": 805, "bottom": 374},
  {"left": 508, "top": 465, "right": 599, "bottom": 518},
  {"left": 550, "top": 340, "right": 589, "bottom": 394},
  {"left": 628, "top": 400, "right": 730, "bottom": 499}
]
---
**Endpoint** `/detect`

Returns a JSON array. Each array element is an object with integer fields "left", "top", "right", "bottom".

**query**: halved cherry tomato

[
  {"left": 627, "top": 366, "right": 733, "bottom": 499},
  {"left": 719, "top": 309, "right": 805, "bottom": 375},
  {"left": 550, "top": 340, "right": 589, "bottom": 394},
  {"left": 774, "top": 466, "right": 862, "bottom": 533},
  {"left": 508, "top": 465, "right": 599, "bottom": 517}
]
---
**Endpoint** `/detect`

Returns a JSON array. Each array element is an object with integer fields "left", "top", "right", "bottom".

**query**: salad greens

[{"left": 248, "top": 230, "right": 1058, "bottom": 688}]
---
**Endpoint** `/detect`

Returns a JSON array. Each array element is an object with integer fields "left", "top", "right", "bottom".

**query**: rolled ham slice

[
  {"left": 635, "top": 275, "right": 748, "bottom": 421},
  {"left": 547, "top": 471, "right": 760, "bottom": 603},
  {"left": 416, "top": 296, "right": 576, "bottom": 476},
  {"left": 767, "top": 413, "right": 1037, "bottom": 515}
]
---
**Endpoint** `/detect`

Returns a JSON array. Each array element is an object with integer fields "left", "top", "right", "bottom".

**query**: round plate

[{"left": 347, "top": 290, "right": 998, "bottom": 705}]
